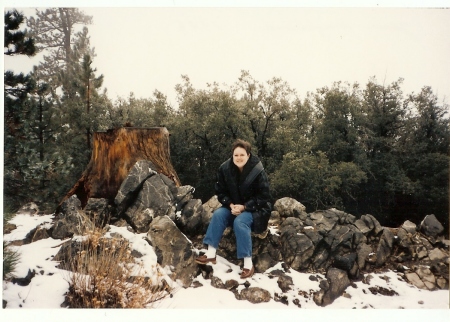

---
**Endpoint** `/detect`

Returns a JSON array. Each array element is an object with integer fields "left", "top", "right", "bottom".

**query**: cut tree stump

[{"left": 60, "top": 127, "right": 181, "bottom": 208}]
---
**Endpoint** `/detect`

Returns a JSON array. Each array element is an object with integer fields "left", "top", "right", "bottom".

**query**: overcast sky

[{"left": 3, "top": 1, "right": 450, "bottom": 108}]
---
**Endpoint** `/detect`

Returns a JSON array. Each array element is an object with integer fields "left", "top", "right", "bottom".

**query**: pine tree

[{"left": 3, "top": 10, "right": 38, "bottom": 211}]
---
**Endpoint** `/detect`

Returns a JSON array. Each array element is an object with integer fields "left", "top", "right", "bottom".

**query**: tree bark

[{"left": 60, "top": 127, "right": 181, "bottom": 208}]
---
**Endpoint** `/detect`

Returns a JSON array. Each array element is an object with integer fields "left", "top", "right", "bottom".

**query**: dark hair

[{"left": 232, "top": 139, "right": 251, "bottom": 155}]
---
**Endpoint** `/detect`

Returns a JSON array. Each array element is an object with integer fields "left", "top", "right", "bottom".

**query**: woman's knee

[
  {"left": 211, "top": 207, "right": 231, "bottom": 224},
  {"left": 233, "top": 213, "right": 252, "bottom": 231}
]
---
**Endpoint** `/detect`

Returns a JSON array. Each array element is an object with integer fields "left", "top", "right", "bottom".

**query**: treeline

[{"left": 4, "top": 9, "right": 449, "bottom": 231}]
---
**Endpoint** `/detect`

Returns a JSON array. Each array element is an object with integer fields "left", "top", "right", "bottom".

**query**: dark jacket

[{"left": 215, "top": 154, "right": 272, "bottom": 234}]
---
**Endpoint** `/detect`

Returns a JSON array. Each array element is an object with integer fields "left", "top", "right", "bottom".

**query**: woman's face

[{"left": 233, "top": 147, "right": 250, "bottom": 170}]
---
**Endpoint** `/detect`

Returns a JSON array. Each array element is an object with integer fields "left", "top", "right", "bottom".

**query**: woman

[{"left": 195, "top": 139, "right": 272, "bottom": 279}]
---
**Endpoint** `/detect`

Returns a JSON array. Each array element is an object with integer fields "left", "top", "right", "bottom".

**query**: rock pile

[{"left": 17, "top": 160, "right": 450, "bottom": 306}]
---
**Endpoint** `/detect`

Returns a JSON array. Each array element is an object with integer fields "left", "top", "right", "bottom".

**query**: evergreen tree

[
  {"left": 361, "top": 78, "right": 410, "bottom": 225},
  {"left": 3, "top": 10, "right": 37, "bottom": 211}
]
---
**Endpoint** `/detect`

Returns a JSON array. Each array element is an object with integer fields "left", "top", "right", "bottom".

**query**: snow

[{"left": 2, "top": 213, "right": 449, "bottom": 322}]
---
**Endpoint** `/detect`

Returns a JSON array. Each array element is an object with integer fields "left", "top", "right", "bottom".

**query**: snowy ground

[{"left": 2, "top": 213, "right": 449, "bottom": 321}]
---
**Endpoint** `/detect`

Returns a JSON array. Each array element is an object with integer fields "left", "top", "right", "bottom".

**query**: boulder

[
  {"left": 428, "top": 248, "right": 448, "bottom": 262},
  {"left": 201, "top": 195, "right": 221, "bottom": 227},
  {"left": 177, "top": 199, "right": 204, "bottom": 236},
  {"left": 114, "top": 160, "right": 158, "bottom": 206},
  {"left": 16, "top": 202, "right": 39, "bottom": 216},
  {"left": 174, "top": 185, "right": 195, "bottom": 211},
  {"left": 309, "top": 210, "right": 339, "bottom": 235},
  {"left": 273, "top": 197, "right": 307, "bottom": 221},
  {"left": 420, "top": 214, "right": 444, "bottom": 238},
  {"left": 314, "top": 268, "right": 350, "bottom": 306},
  {"left": 237, "top": 287, "right": 272, "bottom": 304},
  {"left": 147, "top": 216, "right": 197, "bottom": 288},
  {"left": 51, "top": 195, "right": 94, "bottom": 239},
  {"left": 376, "top": 228, "right": 395, "bottom": 266},
  {"left": 122, "top": 173, "right": 177, "bottom": 233},
  {"left": 356, "top": 243, "right": 372, "bottom": 271},
  {"left": 280, "top": 218, "right": 314, "bottom": 270},
  {"left": 401, "top": 220, "right": 417, "bottom": 234},
  {"left": 84, "top": 198, "right": 112, "bottom": 226}
]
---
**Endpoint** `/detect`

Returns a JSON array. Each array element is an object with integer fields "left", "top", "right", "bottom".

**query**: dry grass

[{"left": 65, "top": 227, "right": 170, "bottom": 308}]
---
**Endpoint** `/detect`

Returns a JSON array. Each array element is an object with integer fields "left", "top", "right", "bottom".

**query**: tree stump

[{"left": 60, "top": 127, "right": 181, "bottom": 208}]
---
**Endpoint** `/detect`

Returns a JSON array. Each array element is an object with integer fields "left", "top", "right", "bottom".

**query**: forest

[{"left": 4, "top": 8, "right": 449, "bottom": 231}]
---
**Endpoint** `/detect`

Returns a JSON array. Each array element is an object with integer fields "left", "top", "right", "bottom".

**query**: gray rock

[
  {"left": 115, "top": 160, "right": 158, "bottom": 206},
  {"left": 420, "top": 214, "right": 444, "bottom": 238},
  {"left": 273, "top": 197, "right": 307, "bottom": 221},
  {"left": 333, "top": 253, "right": 357, "bottom": 272},
  {"left": 84, "top": 198, "right": 111, "bottom": 226},
  {"left": 314, "top": 268, "right": 350, "bottom": 306},
  {"left": 309, "top": 210, "right": 339, "bottom": 235},
  {"left": 280, "top": 218, "right": 314, "bottom": 270},
  {"left": 356, "top": 243, "right": 372, "bottom": 270},
  {"left": 147, "top": 216, "right": 197, "bottom": 288},
  {"left": 16, "top": 202, "right": 39, "bottom": 216},
  {"left": 277, "top": 274, "right": 294, "bottom": 292},
  {"left": 52, "top": 195, "right": 94, "bottom": 239},
  {"left": 201, "top": 195, "right": 221, "bottom": 227},
  {"left": 237, "top": 287, "right": 272, "bottom": 304},
  {"left": 177, "top": 199, "right": 204, "bottom": 235},
  {"left": 376, "top": 228, "right": 395, "bottom": 266},
  {"left": 405, "top": 272, "right": 427, "bottom": 290},
  {"left": 416, "top": 266, "right": 437, "bottom": 290},
  {"left": 174, "top": 185, "right": 195, "bottom": 211},
  {"left": 353, "top": 218, "right": 371, "bottom": 234},
  {"left": 428, "top": 248, "right": 448, "bottom": 262},
  {"left": 401, "top": 220, "right": 417, "bottom": 234},
  {"left": 124, "top": 173, "right": 177, "bottom": 233}
]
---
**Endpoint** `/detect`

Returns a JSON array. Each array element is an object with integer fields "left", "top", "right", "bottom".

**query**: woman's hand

[{"left": 230, "top": 203, "right": 245, "bottom": 216}]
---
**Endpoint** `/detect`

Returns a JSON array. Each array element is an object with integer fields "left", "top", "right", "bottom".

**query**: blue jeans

[{"left": 203, "top": 207, "right": 253, "bottom": 259}]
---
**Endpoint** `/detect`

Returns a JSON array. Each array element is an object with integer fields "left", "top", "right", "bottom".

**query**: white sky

[{"left": 3, "top": 1, "right": 450, "bottom": 108}]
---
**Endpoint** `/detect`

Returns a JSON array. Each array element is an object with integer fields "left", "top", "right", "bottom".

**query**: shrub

[
  {"left": 3, "top": 242, "right": 20, "bottom": 280},
  {"left": 64, "top": 227, "right": 170, "bottom": 308},
  {"left": 3, "top": 211, "right": 21, "bottom": 280}
]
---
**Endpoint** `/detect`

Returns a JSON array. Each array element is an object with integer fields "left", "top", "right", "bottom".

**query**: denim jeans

[{"left": 203, "top": 206, "right": 253, "bottom": 259}]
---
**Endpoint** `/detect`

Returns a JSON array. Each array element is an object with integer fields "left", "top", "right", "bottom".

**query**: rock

[
  {"left": 436, "top": 277, "right": 448, "bottom": 289},
  {"left": 147, "top": 216, "right": 197, "bottom": 288},
  {"left": 280, "top": 218, "right": 314, "bottom": 270},
  {"left": 277, "top": 274, "right": 294, "bottom": 292},
  {"left": 356, "top": 243, "right": 372, "bottom": 270},
  {"left": 376, "top": 228, "right": 395, "bottom": 266},
  {"left": 314, "top": 268, "right": 350, "bottom": 306},
  {"left": 177, "top": 199, "right": 204, "bottom": 236},
  {"left": 3, "top": 222, "right": 17, "bottom": 235},
  {"left": 401, "top": 220, "right": 417, "bottom": 234},
  {"left": 12, "top": 269, "right": 36, "bottom": 286},
  {"left": 309, "top": 209, "right": 340, "bottom": 235},
  {"left": 114, "top": 160, "right": 158, "bottom": 206},
  {"left": 273, "top": 197, "right": 307, "bottom": 221},
  {"left": 362, "top": 214, "right": 383, "bottom": 235},
  {"left": 16, "top": 202, "right": 39, "bottom": 215},
  {"left": 354, "top": 218, "right": 371, "bottom": 235},
  {"left": 174, "top": 185, "right": 195, "bottom": 211},
  {"left": 123, "top": 173, "right": 177, "bottom": 233},
  {"left": 210, "top": 275, "right": 226, "bottom": 289},
  {"left": 428, "top": 248, "right": 448, "bottom": 262},
  {"left": 420, "top": 214, "right": 444, "bottom": 238},
  {"left": 51, "top": 195, "right": 94, "bottom": 239},
  {"left": 405, "top": 272, "right": 426, "bottom": 289},
  {"left": 237, "top": 287, "right": 272, "bottom": 303},
  {"left": 30, "top": 226, "right": 50, "bottom": 243},
  {"left": 416, "top": 266, "right": 436, "bottom": 290},
  {"left": 84, "top": 198, "right": 112, "bottom": 226},
  {"left": 333, "top": 253, "right": 357, "bottom": 272},
  {"left": 201, "top": 195, "right": 221, "bottom": 226}
]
